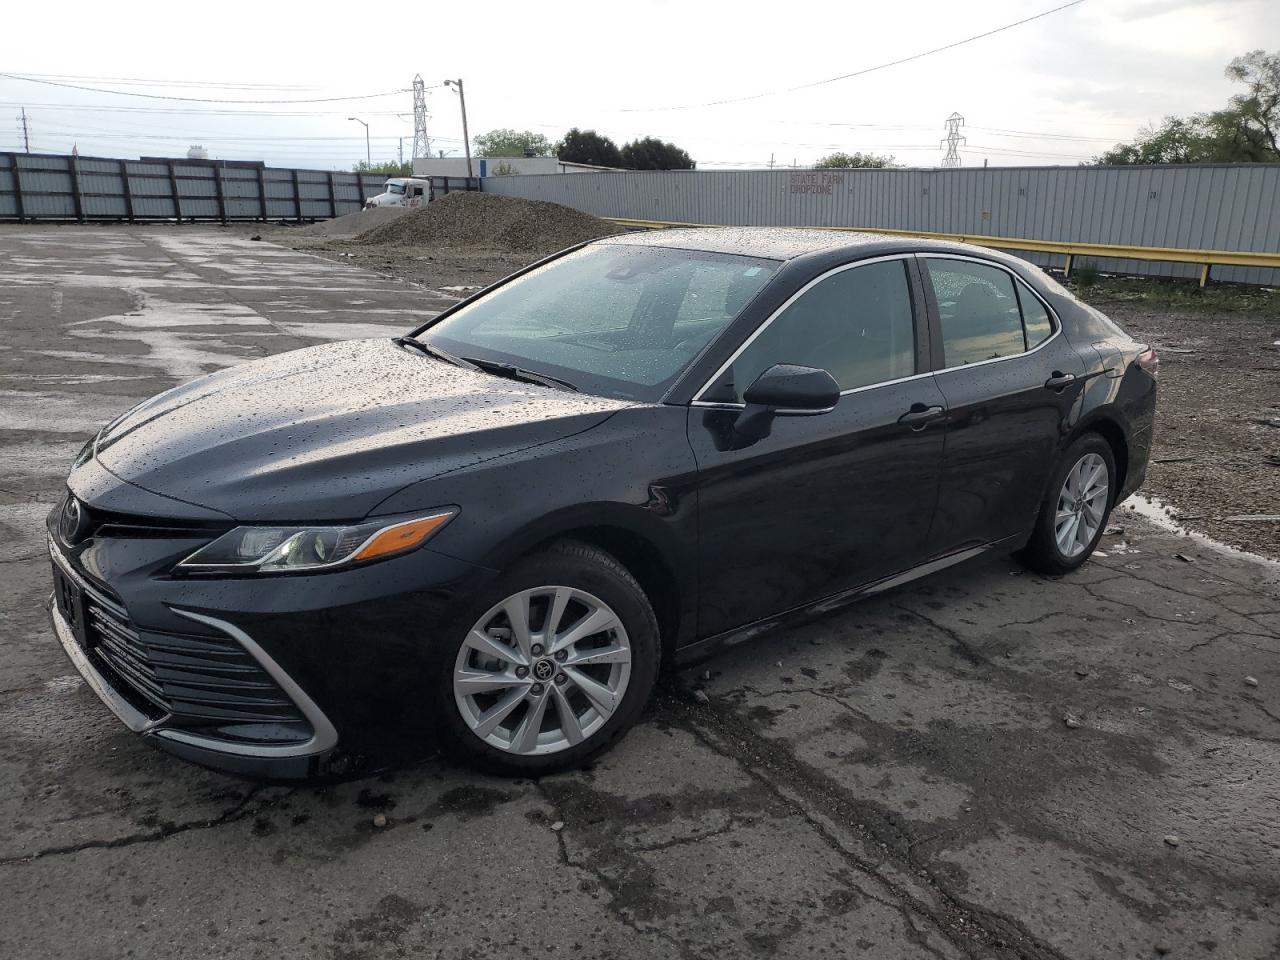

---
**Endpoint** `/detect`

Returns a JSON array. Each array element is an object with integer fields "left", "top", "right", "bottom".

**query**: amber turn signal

[{"left": 351, "top": 511, "right": 456, "bottom": 562}]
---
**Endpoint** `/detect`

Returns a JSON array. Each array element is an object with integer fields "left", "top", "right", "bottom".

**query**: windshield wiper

[
  {"left": 393, "top": 336, "right": 475, "bottom": 370},
  {"left": 460, "top": 356, "right": 579, "bottom": 392}
]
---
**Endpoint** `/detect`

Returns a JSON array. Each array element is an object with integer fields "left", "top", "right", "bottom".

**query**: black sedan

[{"left": 47, "top": 228, "right": 1157, "bottom": 778}]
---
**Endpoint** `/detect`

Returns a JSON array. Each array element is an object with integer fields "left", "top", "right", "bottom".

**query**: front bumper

[
  {"left": 49, "top": 543, "right": 339, "bottom": 779},
  {"left": 47, "top": 518, "right": 496, "bottom": 779}
]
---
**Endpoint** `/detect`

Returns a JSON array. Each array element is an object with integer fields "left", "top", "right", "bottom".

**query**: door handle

[
  {"left": 898, "top": 403, "right": 945, "bottom": 430},
  {"left": 1044, "top": 371, "right": 1077, "bottom": 391}
]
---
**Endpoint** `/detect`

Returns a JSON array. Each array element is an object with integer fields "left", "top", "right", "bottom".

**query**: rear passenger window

[
  {"left": 926, "top": 260, "right": 1025, "bottom": 366},
  {"left": 712, "top": 259, "right": 916, "bottom": 402},
  {"left": 1016, "top": 283, "right": 1054, "bottom": 348}
]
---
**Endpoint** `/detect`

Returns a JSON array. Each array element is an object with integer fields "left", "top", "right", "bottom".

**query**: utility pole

[
  {"left": 347, "top": 117, "right": 370, "bottom": 166},
  {"left": 941, "top": 112, "right": 965, "bottom": 167},
  {"left": 19, "top": 107, "right": 30, "bottom": 153},
  {"left": 444, "top": 79, "right": 473, "bottom": 179}
]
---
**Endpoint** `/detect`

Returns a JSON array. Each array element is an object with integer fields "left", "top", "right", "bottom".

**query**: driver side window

[{"left": 711, "top": 259, "right": 916, "bottom": 403}]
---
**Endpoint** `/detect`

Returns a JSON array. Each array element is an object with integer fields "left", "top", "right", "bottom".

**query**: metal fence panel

[
  {"left": 83, "top": 195, "right": 129, "bottom": 218},
  {"left": 483, "top": 165, "right": 1280, "bottom": 285},
  {"left": 0, "top": 151, "right": 446, "bottom": 224},
  {"left": 132, "top": 197, "right": 176, "bottom": 218}
]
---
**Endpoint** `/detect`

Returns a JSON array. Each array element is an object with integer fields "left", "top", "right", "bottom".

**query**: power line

[
  {"left": 970, "top": 125, "right": 1119, "bottom": 143},
  {"left": 4, "top": 71, "right": 320, "bottom": 90},
  {"left": 967, "top": 143, "right": 1093, "bottom": 159},
  {"left": 621, "top": 0, "right": 1087, "bottom": 111},
  {"left": 0, "top": 73, "right": 409, "bottom": 104},
  {"left": 1, "top": 101, "right": 415, "bottom": 119},
  {"left": 33, "top": 126, "right": 464, "bottom": 145}
]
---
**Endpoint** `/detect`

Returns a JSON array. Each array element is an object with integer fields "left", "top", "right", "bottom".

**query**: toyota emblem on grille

[{"left": 59, "top": 495, "right": 91, "bottom": 544}]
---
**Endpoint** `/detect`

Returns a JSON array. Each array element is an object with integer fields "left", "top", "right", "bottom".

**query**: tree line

[{"left": 472, "top": 128, "right": 695, "bottom": 170}]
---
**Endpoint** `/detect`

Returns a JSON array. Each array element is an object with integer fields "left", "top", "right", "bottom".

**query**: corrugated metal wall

[
  {"left": 0, "top": 152, "right": 386, "bottom": 223},
  {"left": 484, "top": 165, "right": 1280, "bottom": 285}
]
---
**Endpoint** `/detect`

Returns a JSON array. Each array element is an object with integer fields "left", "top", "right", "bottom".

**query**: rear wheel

[
  {"left": 435, "top": 541, "right": 659, "bottom": 775},
  {"left": 1017, "top": 434, "right": 1116, "bottom": 575}
]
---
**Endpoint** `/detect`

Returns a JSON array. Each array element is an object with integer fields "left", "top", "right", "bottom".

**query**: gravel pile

[
  {"left": 355, "top": 192, "right": 624, "bottom": 253},
  {"left": 299, "top": 205, "right": 407, "bottom": 238}
]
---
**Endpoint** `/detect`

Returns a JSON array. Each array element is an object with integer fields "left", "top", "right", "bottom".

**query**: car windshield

[
  {"left": 419, "top": 244, "right": 778, "bottom": 402},
  {"left": 386, "top": 182, "right": 406, "bottom": 195}
]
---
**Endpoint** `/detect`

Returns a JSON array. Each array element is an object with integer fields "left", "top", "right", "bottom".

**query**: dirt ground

[
  {"left": 253, "top": 222, "right": 1280, "bottom": 560},
  {"left": 1088, "top": 281, "right": 1280, "bottom": 559}
]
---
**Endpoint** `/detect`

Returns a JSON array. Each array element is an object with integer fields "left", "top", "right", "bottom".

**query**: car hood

[{"left": 92, "top": 338, "right": 631, "bottom": 522}]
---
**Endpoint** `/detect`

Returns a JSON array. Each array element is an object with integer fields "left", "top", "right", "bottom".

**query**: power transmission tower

[
  {"left": 411, "top": 74, "right": 431, "bottom": 159},
  {"left": 18, "top": 107, "right": 31, "bottom": 153},
  {"left": 941, "top": 112, "right": 965, "bottom": 167}
]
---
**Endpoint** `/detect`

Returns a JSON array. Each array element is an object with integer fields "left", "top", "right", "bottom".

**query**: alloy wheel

[
  {"left": 452, "top": 586, "right": 632, "bottom": 755},
  {"left": 1054, "top": 452, "right": 1109, "bottom": 558}
]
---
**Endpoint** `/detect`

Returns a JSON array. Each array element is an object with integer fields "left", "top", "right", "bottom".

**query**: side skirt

[{"left": 673, "top": 538, "right": 1017, "bottom": 668}]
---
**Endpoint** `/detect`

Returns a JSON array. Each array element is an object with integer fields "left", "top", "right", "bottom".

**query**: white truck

[{"left": 363, "top": 177, "right": 431, "bottom": 209}]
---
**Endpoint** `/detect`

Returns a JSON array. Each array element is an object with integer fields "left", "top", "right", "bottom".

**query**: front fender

[{"left": 370, "top": 404, "right": 701, "bottom": 631}]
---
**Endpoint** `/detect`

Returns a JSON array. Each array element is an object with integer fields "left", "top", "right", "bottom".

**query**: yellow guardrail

[{"left": 603, "top": 217, "right": 1280, "bottom": 287}]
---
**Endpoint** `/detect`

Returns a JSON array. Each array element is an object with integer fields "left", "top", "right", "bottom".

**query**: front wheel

[
  {"left": 435, "top": 541, "right": 660, "bottom": 775},
  {"left": 1017, "top": 434, "right": 1116, "bottom": 575}
]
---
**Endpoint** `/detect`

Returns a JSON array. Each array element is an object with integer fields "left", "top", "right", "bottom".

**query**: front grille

[
  {"left": 58, "top": 493, "right": 230, "bottom": 544},
  {"left": 73, "top": 574, "right": 312, "bottom": 745},
  {"left": 86, "top": 592, "right": 169, "bottom": 718},
  {"left": 145, "top": 629, "right": 310, "bottom": 739},
  {"left": 87, "top": 504, "right": 230, "bottom": 541}
]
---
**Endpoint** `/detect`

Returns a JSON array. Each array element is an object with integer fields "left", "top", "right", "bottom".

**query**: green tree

[
  {"left": 619, "top": 137, "right": 694, "bottom": 170},
  {"left": 472, "top": 129, "right": 552, "bottom": 158},
  {"left": 556, "top": 128, "right": 622, "bottom": 167},
  {"left": 813, "top": 151, "right": 895, "bottom": 169},
  {"left": 352, "top": 160, "right": 412, "bottom": 176},
  {"left": 1221, "top": 49, "right": 1280, "bottom": 156},
  {"left": 1096, "top": 49, "right": 1280, "bottom": 164},
  {"left": 1095, "top": 117, "right": 1208, "bottom": 165}
]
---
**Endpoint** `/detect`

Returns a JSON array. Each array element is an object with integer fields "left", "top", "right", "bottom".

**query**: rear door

[
  {"left": 689, "top": 256, "right": 948, "bottom": 638},
  {"left": 920, "top": 255, "right": 1088, "bottom": 553}
]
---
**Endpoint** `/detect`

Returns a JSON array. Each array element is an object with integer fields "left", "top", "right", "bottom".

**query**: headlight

[{"left": 176, "top": 510, "right": 456, "bottom": 574}]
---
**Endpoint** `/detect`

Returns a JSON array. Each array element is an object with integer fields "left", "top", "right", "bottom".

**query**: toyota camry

[{"left": 47, "top": 228, "right": 1157, "bottom": 778}]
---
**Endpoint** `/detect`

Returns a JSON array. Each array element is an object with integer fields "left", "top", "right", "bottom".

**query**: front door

[
  {"left": 920, "top": 255, "right": 1089, "bottom": 553},
  {"left": 689, "top": 256, "right": 948, "bottom": 639}
]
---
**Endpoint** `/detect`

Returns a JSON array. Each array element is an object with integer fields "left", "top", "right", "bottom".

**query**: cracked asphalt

[{"left": 2, "top": 225, "right": 1278, "bottom": 960}]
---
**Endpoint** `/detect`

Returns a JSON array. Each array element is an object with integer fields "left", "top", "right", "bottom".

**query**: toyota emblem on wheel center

[{"left": 532, "top": 658, "right": 555, "bottom": 682}]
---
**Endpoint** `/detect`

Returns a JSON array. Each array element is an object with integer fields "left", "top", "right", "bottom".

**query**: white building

[{"left": 410, "top": 157, "right": 617, "bottom": 178}]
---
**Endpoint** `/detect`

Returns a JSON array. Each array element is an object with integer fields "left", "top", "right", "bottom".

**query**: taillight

[{"left": 1136, "top": 348, "right": 1159, "bottom": 379}]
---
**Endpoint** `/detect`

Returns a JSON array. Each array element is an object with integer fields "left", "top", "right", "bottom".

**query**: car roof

[
  {"left": 598, "top": 226, "right": 872, "bottom": 260},
  {"left": 596, "top": 225, "right": 1013, "bottom": 264}
]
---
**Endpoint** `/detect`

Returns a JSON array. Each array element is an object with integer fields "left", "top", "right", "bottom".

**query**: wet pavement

[{"left": 1, "top": 226, "right": 1278, "bottom": 960}]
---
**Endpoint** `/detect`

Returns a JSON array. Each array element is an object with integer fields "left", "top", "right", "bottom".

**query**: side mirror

[
  {"left": 732, "top": 364, "right": 839, "bottom": 446},
  {"left": 742, "top": 364, "right": 841, "bottom": 412}
]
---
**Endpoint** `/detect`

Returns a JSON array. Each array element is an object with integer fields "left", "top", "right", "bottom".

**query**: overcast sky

[{"left": 3, "top": 0, "right": 1276, "bottom": 171}]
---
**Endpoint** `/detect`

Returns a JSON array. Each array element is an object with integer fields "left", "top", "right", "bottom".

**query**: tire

[
  {"left": 1016, "top": 433, "right": 1117, "bottom": 576},
  {"left": 433, "top": 540, "right": 660, "bottom": 776}
]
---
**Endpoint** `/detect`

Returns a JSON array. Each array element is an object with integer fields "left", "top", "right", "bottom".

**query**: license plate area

[{"left": 51, "top": 561, "right": 90, "bottom": 650}]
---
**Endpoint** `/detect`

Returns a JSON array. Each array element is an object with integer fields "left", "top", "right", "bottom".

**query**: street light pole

[
  {"left": 347, "top": 117, "right": 370, "bottom": 166},
  {"left": 443, "top": 79, "right": 473, "bottom": 180}
]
